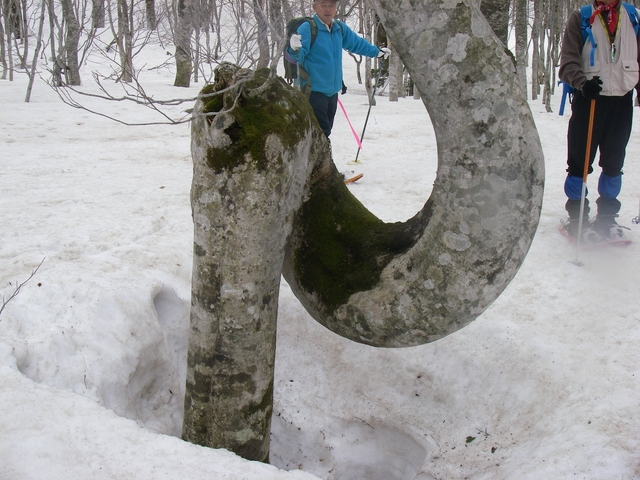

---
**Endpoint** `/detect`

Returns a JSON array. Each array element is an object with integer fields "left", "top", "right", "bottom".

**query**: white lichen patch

[
  {"left": 446, "top": 34, "right": 470, "bottom": 62},
  {"left": 442, "top": 231, "right": 471, "bottom": 251}
]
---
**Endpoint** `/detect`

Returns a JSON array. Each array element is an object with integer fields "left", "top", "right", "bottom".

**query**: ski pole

[
  {"left": 573, "top": 96, "right": 596, "bottom": 266},
  {"left": 337, "top": 97, "right": 363, "bottom": 150},
  {"left": 633, "top": 194, "right": 640, "bottom": 224},
  {"left": 349, "top": 58, "right": 384, "bottom": 165}
]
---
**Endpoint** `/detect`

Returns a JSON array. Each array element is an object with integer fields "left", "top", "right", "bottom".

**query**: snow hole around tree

[
  {"left": 151, "top": 282, "right": 433, "bottom": 480},
  {"left": 270, "top": 413, "right": 429, "bottom": 480}
]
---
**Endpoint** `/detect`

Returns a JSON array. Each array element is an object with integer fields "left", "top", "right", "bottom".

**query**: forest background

[{"left": 1, "top": 0, "right": 628, "bottom": 112}]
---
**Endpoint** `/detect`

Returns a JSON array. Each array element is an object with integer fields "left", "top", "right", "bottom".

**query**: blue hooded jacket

[{"left": 290, "top": 14, "right": 380, "bottom": 96}]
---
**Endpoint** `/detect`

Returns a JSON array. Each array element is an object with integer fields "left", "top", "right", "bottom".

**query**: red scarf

[{"left": 590, "top": 0, "right": 620, "bottom": 35}]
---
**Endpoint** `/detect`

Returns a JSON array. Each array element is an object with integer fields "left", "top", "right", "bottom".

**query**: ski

[
  {"left": 558, "top": 221, "right": 632, "bottom": 249},
  {"left": 344, "top": 173, "right": 363, "bottom": 185}
]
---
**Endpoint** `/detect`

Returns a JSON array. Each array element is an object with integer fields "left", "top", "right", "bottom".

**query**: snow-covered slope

[{"left": 1, "top": 50, "right": 640, "bottom": 479}]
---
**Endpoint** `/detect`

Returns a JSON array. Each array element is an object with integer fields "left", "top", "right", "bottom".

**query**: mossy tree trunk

[
  {"left": 282, "top": 0, "right": 545, "bottom": 347},
  {"left": 183, "top": 64, "right": 328, "bottom": 462},
  {"left": 184, "top": 0, "right": 544, "bottom": 463}
]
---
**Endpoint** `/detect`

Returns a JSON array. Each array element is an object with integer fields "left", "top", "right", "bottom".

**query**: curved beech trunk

[
  {"left": 282, "top": 0, "right": 545, "bottom": 347},
  {"left": 184, "top": 0, "right": 544, "bottom": 462}
]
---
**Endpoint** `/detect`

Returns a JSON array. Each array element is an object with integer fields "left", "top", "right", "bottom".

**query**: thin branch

[
  {"left": 0, "top": 258, "right": 46, "bottom": 318},
  {"left": 46, "top": 72, "right": 253, "bottom": 126}
]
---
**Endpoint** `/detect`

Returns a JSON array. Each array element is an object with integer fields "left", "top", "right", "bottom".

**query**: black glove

[{"left": 581, "top": 77, "right": 602, "bottom": 99}]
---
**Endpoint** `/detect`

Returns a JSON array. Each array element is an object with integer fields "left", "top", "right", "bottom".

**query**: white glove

[
  {"left": 377, "top": 47, "right": 391, "bottom": 59},
  {"left": 290, "top": 34, "right": 302, "bottom": 51}
]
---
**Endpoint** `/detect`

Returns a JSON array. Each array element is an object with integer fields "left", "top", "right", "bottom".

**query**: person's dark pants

[
  {"left": 565, "top": 90, "right": 633, "bottom": 218},
  {"left": 309, "top": 92, "right": 338, "bottom": 137}
]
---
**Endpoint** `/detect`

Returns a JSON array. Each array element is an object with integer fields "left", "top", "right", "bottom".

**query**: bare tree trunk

[
  {"left": 351, "top": 0, "right": 365, "bottom": 84},
  {"left": 46, "top": 0, "right": 63, "bottom": 86},
  {"left": 0, "top": 0, "right": 7, "bottom": 80},
  {"left": 349, "top": 53, "right": 363, "bottom": 85},
  {"left": 514, "top": 0, "right": 527, "bottom": 96},
  {"left": 530, "top": 0, "right": 542, "bottom": 100},
  {"left": 365, "top": 56, "right": 373, "bottom": 103},
  {"left": 193, "top": 22, "right": 200, "bottom": 83},
  {"left": 5, "top": 0, "right": 21, "bottom": 39},
  {"left": 25, "top": 0, "right": 46, "bottom": 102},
  {"left": 542, "top": 0, "right": 559, "bottom": 112},
  {"left": 183, "top": 0, "right": 544, "bottom": 464},
  {"left": 60, "top": 0, "right": 81, "bottom": 85},
  {"left": 479, "top": 0, "right": 509, "bottom": 45},
  {"left": 4, "top": 0, "right": 14, "bottom": 80},
  {"left": 145, "top": 0, "right": 156, "bottom": 30},
  {"left": 213, "top": 0, "right": 222, "bottom": 60},
  {"left": 117, "top": 0, "right": 134, "bottom": 82},
  {"left": 363, "top": 0, "right": 375, "bottom": 104},
  {"left": 17, "top": 0, "right": 28, "bottom": 69},
  {"left": 92, "top": 0, "right": 104, "bottom": 29},
  {"left": 388, "top": 41, "right": 400, "bottom": 102},
  {"left": 174, "top": 0, "right": 194, "bottom": 87},
  {"left": 253, "top": 0, "right": 269, "bottom": 68}
]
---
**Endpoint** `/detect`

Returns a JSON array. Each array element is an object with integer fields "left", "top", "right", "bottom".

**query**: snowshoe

[
  {"left": 560, "top": 218, "right": 601, "bottom": 245},
  {"left": 592, "top": 215, "right": 629, "bottom": 241}
]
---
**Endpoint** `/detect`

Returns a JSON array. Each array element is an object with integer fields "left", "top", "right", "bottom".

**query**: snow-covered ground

[{"left": 2, "top": 44, "right": 640, "bottom": 479}]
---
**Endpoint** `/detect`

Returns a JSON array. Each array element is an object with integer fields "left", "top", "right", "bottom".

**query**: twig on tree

[
  {"left": 46, "top": 72, "right": 252, "bottom": 126},
  {"left": 0, "top": 258, "right": 46, "bottom": 318}
]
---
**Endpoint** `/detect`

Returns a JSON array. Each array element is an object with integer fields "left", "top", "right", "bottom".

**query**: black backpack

[{"left": 283, "top": 17, "right": 318, "bottom": 93}]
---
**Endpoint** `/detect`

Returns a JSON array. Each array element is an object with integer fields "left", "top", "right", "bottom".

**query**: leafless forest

[{"left": 2, "top": 0, "right": 638, "bottom": 108}]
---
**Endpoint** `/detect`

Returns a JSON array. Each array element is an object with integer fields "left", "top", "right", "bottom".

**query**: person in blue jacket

[{"left": 289, "top": 0, "right": 390, "bottom": 137}]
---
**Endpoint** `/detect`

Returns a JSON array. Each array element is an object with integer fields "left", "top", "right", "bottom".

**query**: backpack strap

[
  {"left": 580, "top": 5, "right": 598, "bottom": 67},
  {"left": 296, "top": 18, "right": 318, "bottom": 98},
  {"left": 622, "top": 3, "right": 640, "bottom": 36},
  {"left": 308, "top": 17, "right": 318, "bottom": 49}
]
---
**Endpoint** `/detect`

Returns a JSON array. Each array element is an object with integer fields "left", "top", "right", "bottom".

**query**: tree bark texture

[
  {"left": 60, "top": 0, "right": 81, "bottom": 85},
  {"left": 253, "top": 0, "right": 269, "bottom": 69},
  {"left": 185, "top": 0, "right": 544, "bottom": 461},
  {"left": 117, "top": 0, "right": 133, "bottom": 83},
  {"left": 388, "top": 41, "right": 400, "bottom": 101},
  {"left": 515, "top": 0, "right": 528, "bottom": 96},
  {"left": 478, "top": 0, "right": 509, "bottom": 46},
  {"left": 184, "top": 64, "right": 328, "bottom": 461},
  {"left": 282, "top": 0, "right": 545, "bottom": 347},
  {"left": 530, "top": 0, "right": 542, "bottom": 100},
  {"left": 174, "top": 0, "right": 193, "bottom": 87},
  {"left": 92, "top": 0, "right": 105, "bottom": 29},
  {"left": 145, "top": 0, "right": 156, "bottom": 30}
]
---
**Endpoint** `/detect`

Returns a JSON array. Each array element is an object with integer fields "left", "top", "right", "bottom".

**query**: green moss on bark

[
  {"left": 293, "top": 168, "right": 428, "bottom": 314},
  {"left": 201, "top": 70, "right": 313, "bottom": 174}
]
